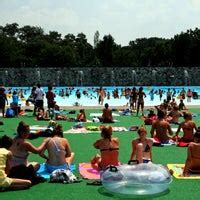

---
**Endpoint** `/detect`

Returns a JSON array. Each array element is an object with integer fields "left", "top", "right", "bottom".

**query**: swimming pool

[{"left": 5, "top": 86, "right": 200, "bottom": 107}]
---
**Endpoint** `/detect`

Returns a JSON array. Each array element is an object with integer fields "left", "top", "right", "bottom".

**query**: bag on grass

[
  {"left": 6, "top": 108, "right": 15, "bottom": 118},
  {"left": 50, "top": 169, "right": 78, "bottom": 184}
]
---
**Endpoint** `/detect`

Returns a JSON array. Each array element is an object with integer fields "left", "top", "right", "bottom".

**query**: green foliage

[{"left": 0, "top": 23, "right": 200, "bottom": 68}]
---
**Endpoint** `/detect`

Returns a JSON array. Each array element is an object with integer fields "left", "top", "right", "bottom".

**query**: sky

[{"left": 0, "top": 0, "right": 200, "bottom": 46}]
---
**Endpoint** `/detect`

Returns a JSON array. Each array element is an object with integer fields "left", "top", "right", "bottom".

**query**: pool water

[{"left": 5, "top": 86, "right": 200, "bottom": 107}]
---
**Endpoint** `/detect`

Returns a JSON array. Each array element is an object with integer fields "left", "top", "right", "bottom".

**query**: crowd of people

[{"left": 1, "top": 84, "right": 200, "bottom": 191}]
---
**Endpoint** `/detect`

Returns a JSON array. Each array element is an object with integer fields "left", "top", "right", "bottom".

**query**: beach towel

[
  {"left": 112, "top": 127, "right": 128, "bottom": 132},
  {"left": 30, "top": 125, "right": 48, "bottom": 133},
  {"left": 90, "top": 113, "right": 120, "bottom": 117},
  {"left": 64, "top": 126, "right": 128, "bottom": 134},
  {"left": 128, "top": 126, "right": 139, "bottom": 131},
  {"left": 79, "top": 163, "right": 100, "bottom": 180},
  {"left": 153, "top": 138, "right": 176, "bottom": 146},
  {"left": 64, "top": 127, "right": 100, "bottom": 134},
  {"left": 192, "top": 113, "right": 200, "bottom": 118},
  {"left": 167, "top": 164, "right": 200, "bottom": 179},
  {"left": 37, "top": 163, "right": 76, "bottom": 179}
]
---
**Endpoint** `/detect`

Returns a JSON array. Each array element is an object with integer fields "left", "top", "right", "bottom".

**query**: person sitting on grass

[
  {"left": 99, "top": 103, "right": 114, "bottom": 123},
  {"left": 183, "top": 130, "right": 200, "bottom": 176},
  {"left": 91, "top": 126, "right": 119, "bottom": 170},
  {"left": 9, "top": 121, "right": 47, "bottom": 171},
  {"left": 76, "top": 109, "right": 87, "bottom": 122},
  {"left": 36, "top": 109, "right": 50, "bottom": 121},
  {"left": 0, "top": 135, "right": 31, "bottom": 190},
  {"left": 175, "top": 112, "right": 198, "bottom": 146},
  {"left": 150, "top": 110, "right": 174, "bottom": 144},
  {"left": 166, "top": 106, "right": 182, "bottom": 125},
  {"left": 130, "top": 126, "right": 153, "bottom": 163},
  {"left": 40, "top": 124, "right": 75, "bottom": 173}
]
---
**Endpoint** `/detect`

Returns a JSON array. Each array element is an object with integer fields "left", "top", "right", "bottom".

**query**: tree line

[{"left": 0, "top": 23, "right": 200, "bottom": 68}]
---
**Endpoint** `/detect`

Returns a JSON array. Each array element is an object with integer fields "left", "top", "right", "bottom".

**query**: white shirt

[{"left": 35, "top": 87, "right": 44, "bottom": 100}]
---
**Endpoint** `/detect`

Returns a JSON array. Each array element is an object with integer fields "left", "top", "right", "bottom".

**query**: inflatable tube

[{"left": 101, "top": 163, "right": 172, "bottom": 195}]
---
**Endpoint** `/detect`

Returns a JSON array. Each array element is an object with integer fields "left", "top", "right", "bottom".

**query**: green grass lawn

[{"left": 1, "top": 108, "right": 200, "bottom": 200}]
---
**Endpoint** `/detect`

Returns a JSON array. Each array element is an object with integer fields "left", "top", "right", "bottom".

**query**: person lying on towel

[
  {"left": 91, "top": 126, "right": 119, "bottom": 170},
  {"left": 175, "top": 112, "right": 198, "bottom": 147},
  {"left": 130, "top": 126, "right": 153, "bottom": 163},
  {"left": 40, "top": 124, "right": 75, "bottom": 173},
  {"left": 183, "top": 131, "right": 200, "bottom": 176},
  {"left": 150, "top": 110, "right": 174, "bottom": 144}
]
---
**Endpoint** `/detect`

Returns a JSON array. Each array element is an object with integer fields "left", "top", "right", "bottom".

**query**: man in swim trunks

[{"left": 150, "top": 110, "right": 174, "bottom": 143}]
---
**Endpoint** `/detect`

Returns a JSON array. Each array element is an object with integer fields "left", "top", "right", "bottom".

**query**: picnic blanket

[
  {"left": 79, "top": 163, "right": 100, "bottom": 180},
  {"left": 167, "top": 164, "right": 200, "bottom": 179},
  {"left": 37, "top": 163, "right": 76, "bottom": 179}
]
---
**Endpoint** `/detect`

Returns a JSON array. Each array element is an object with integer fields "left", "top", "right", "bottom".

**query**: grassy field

[{"left": 1, "top": 108, "right": 200, "bottom": 200}]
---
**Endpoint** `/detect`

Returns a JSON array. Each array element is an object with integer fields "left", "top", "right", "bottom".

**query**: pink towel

[{"left": 79, "top": 163, "right": 100, "bottom": 180}]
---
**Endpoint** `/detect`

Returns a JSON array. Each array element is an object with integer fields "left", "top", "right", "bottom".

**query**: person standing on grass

[
  {"left": 0, "top": 86, "right": 8, "bottom": 117},
  {"left": 33, "top": 84, "right": 44, "bottom": 116},
  {"left": 136, "top": 87, "right": 146, "bottom": 116}
]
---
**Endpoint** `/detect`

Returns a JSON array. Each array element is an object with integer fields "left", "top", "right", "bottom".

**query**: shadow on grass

[{"left": 98, "top": 187, "right": 170, "bottom": 199}]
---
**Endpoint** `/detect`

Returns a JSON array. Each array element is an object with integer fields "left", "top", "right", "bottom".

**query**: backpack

[
  {"left": 6, "top": 108, "right": 15, "bottom": 118},
  {"left": 49, "top": 169, "right": 79, "bottom": 184}
]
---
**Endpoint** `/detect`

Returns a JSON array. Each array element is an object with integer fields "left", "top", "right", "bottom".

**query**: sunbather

[
  {"left": 183, "top": 130, "right": 200, "bottom": 176},
  {"left": 130, "top": 126, "right": 153, "bottom": 163},
  {"left": 40, "top": 124, "right": 75, "bottom": 173},
  {"left": 0, "top": 135, "right": 31, "bottom": 190},
  {"left": 91, "top": 126, "right": 119, "bottom": 170}
]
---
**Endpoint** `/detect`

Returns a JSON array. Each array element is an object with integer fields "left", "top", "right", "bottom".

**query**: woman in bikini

[
  {"left": 91, "top": 126, "right": 119, "bottom": 170},
  {"left": 40, "top": 124, "right": 75, "bottom": 173},
  {"left": 130, "top": 126, "right": 153, "bottom": 163},
  {"left": 183, "top": 130, "right": 200, "bottom": 176},
  {"left": 9, "top": 121, "right": 47, "bottom": 171},
  {"left": 175, "top": 112, "right": 197, "bottom": 143}
]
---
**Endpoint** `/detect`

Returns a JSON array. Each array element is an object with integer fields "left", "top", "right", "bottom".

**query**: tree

[{"left": 94, "top": 31, "right": 100, "bottom": 48}]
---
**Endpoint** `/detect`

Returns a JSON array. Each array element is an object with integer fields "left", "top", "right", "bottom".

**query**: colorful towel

[
  {"left": 79, "top": 163, "right": 100, "bottom": 180},
  {"left": 64, "top": 126, "right": 128, "bottom": 134},
  {"left": 30, "top": 125, "right": 48, "bottom": 134},
  {"left": 37, "top": 163, "right": 76, "bottom": 179},
  {"left": 167, "top": 164, "right": 200, "bottom": 179},
  {"left": 153, "top": 138, "right": 176, "bottom": 146}
]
